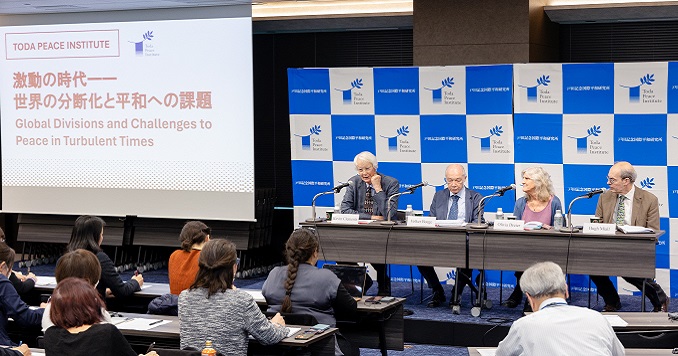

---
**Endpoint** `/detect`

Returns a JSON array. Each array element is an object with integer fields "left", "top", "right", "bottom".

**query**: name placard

[
  {"left": 406, "top": 216, "right": 436, "bottom": 227},
  {"left": 330, "top": 214, "right": 359, "bottom": 224},
  {"left": 583, "top": 223, "right": 616, "bottom": 235},
  {"left": 494, "top": 220, "right": 525, "bottom": 231}
]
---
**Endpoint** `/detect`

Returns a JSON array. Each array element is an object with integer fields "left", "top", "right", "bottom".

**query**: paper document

[
  {"left": 603, "top": 314, "right": 628, "bottom": 327},
  {"left": 243, "top": 289, "right": 265, "bottom": 301},
  {"left": 35, "top": 276, "right": 57, "bottom": 286},
  {"left": 617, "top": 225, "right": 654, "bottom": 234},
  {"left": 140, "top": 284, "right": 153, "bottom": 290},
  {"left": 286, "top": 327, "right": 301, "bottom": 338},
  {"left": 476, "top": 348, "right": 496, "bottom": 356},
  {"left": 435, "top": 220, "right": 466, "bottom": 227},
  {"left": 115, "top": 318, "right": 171, "bottom": 330}
]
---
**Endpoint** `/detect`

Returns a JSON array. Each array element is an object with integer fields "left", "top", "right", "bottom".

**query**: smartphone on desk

[
  {"left": 380, "top": 296, "right": 395, "bottom": 303},
  {"left": 310, "top": 323, "right": 330, "bottom": 333},
  {"left": 295, "top": 331, "right": 316, "bottom": 340}
]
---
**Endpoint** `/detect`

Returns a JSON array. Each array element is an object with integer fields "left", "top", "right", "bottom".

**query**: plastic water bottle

[
  {"left": 553, "top": 209, "right": 563, "bottom": 229},
  {"left": 201, "top": 341, "right": 217, "bottom": 356},
  {"left": 405, "top": 204, "right": 414, "bottom": 217},
  {"left": 496, "top": 208, "right": 504, "bottom": 220}
]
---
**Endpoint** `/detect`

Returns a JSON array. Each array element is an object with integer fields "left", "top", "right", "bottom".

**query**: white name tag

[
  {"left": 330, "top": 214, "right": 359, "bottom": 224},
  {"left": 406, "top": 216, "right": 436, "bottom": 227},
  {"left": 583, "top": 223, "right": 616, "bottom": 235},
  {"left": 494, "top": 220, "right": 525, "bottom": 231}
]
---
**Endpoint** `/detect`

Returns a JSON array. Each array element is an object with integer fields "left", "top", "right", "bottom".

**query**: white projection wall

[{"left": 0, "top": 6, "right": 255, "bottom": 221}]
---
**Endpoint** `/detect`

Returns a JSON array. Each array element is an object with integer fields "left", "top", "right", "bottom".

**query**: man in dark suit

[
  {"left": 418, "top": 164, "right": 482, "bottom": 308},
  {"left": 340, "top": 151, "right": 399, "bottom": 295},
  {"left": 590, "top": 161, "right": 668, "bottom": 312}
]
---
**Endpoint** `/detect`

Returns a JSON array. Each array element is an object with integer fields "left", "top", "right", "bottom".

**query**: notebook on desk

[{"left": 322, "top": 264, "right": 367, "bottom": 301}]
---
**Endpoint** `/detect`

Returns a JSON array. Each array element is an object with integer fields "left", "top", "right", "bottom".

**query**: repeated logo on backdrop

[{"left": 289, "top": 62, "right": 678, "bottom": 296}]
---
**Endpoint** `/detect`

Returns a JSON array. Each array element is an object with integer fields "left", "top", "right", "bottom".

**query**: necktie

[
  {"left": 448, "top": 195, "right": 460, "bottom": 220},
  {"left": 616, "top": 195, "right": 626, "bottom": 225},
  {"left": 364, "top": 185, "right": 374, "bottom": 215}
]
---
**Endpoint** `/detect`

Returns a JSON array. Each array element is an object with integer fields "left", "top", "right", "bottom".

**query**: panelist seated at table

[
  {"left": 590, "top": 161, "right": 668, "bottom": 313},
  {"left": 340, "top": 151, "right": 399, "bottom": 296},
  {"left": 495, "top": 261, "right": 624, "bottom": 356},
  {"left": 0, "top": 242, "right": 44, "bottom": 347},
  {"left": 418, "top": 164, "right": 482, "bottom": 309},
  {"left": 44, "top": 277, "right": 158, "bottom": 356},
  {"left": 179, "top": 238, "right": 289, "bottom": 354},
  {"left": 502, "top": 167, "right": 564, "bottom": 313},
  {"left": 168, "top": 221, "right": 211, "bottom": 295},
  {"left": 67, "top": 216, "right": 144, "bottom": 300},
  {"left": 262, "top": 228, "right": 358, "bottom": 356},
  {"left": 42, "top": 249, "right": 112, "bottom": 331}
]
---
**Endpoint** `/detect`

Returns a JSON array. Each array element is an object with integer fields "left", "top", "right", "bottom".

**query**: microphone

[
  {"left": 495, "top": 184, "right": 516, "bottom": 195},
  {"left": 332, "top": 180, "right": 354, "bottom": 192},
  {"left": 407, "top": 181, "right": 428, "bottom": 192},
  {"left": 584, "top": 188, "right": 606, "bottom": 198}
]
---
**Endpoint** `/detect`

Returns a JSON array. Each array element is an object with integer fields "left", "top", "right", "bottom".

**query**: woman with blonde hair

[{"left": 501, "top": 167, "right": 565, "bottom": 312}]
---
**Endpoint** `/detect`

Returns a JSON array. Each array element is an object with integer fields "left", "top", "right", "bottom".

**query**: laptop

[{"left": 322, "top": 264, "right": 367, "bottom": 301}]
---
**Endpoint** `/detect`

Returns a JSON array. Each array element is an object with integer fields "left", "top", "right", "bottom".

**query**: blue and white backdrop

[{"left": 288, "top": 62, "right": 678, "bottom": 297}]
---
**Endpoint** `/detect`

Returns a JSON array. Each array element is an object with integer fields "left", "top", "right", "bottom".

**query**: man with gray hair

[{"left": 496, "top": 261, "right": 624, "bottom": 356}]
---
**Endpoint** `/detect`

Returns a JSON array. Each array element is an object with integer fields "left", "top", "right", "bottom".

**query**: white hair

[
  {"left": 354, "top": 151, "right": 378, "bottom": 169},
  {"left": 519, "top": 261, "right": 567, "bottom": 299}
]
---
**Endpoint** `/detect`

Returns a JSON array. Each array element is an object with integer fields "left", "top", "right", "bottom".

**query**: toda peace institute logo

[
  {"left": 380, "top": 126, "right": 414, "bottom": 152},
  {"left": 519, "top": 75, "right": 555, "bottom": 103},
  {"left": 640, "top": 177, "right": 655, "bottom": 190},
  {"left": 472, "top": 125, "right": 504, "bottom": 153},
  {"left": 621, "top": 73, "right": 658, "bottom": 103},
  {"left": 568, "top": 125, "right": 604, "bottom": 154},
  {"left": 129, "top": 31, "right": 154, "bottom": 57},
  {"left": 335, "top": 78, "right": 365, "bottom": 105},
  {"left": 295, "top": 125, "right": 325, "bottom": 151},
  {"left": 424, "top": 77, "right": 455, "bottom": 104}
]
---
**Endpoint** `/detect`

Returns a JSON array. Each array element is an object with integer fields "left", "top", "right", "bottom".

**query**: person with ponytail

[
  {"left": 178, "top": 238, "right": 288, "bottom": 354},
  {"left": 262, "top": 228, "right": 358, "bottom": 356}
]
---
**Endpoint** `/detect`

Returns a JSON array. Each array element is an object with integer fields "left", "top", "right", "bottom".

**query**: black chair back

[{"left": 264, "top": 311, "right": 318, "bottom": 326}]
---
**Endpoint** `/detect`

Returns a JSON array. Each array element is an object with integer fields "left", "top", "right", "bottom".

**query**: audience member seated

[
  {"left": 42, "top": 249, "right": 112, "bottom": 331},
  {"left": 0, "top": 242, "right": 43, "bottom": 346},
  {"left": 43, "top": 277, "right": 158, "bottom": 356},
  {"left": 262, "top": 228, "right": 358, "bottom": 356},
  {"left": 179, "top": 239, "right": 288, "bottom": 354},
  {"left": 0, "top": 228, "right": 36, "bottom": 298},
  {"left": 496, "top": 261, "right": 624, "bottom": 356},
  {"left": 168, "top": 221, "right": 210, "bottom": 295},
  {"left": 66, "top": 215, "right": 143, "bottom": 299}
]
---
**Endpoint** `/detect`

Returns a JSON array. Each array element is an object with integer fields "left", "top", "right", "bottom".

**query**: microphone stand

[
  {"left": 380, "top": 190, "right": 413, "bottom": 225},
  {"left": 559, "top": 192, "right": 601, "bottom": 233},
  {"left": 467, "top": 193, "right": 499, "bottom": 229},
  {"left": 306, "top": 185, "right": 347, "bottom": 223}
]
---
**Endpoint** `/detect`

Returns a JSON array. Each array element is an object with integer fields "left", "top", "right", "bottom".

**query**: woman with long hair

[
  {"left": 501, "top": 167, "right": 565, "bottom": 312},
  {"left": 179, "top": 238, "right": 287, "bottom": 354},
  {"left": 43, "top": 277, "right": 157, "bottom": 356},
  {"left": 66, "top": 215, "right": 143, "bottom": 299},
  {"left": 262, "top": 228, "right": 358, "bottom": 355},
  {"left": 168, "top": 221, "right": 210, "bottom": 295}
]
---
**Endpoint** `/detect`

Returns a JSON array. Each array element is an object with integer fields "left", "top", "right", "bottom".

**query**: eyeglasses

[
  {"left": 606, "top": 176, "right": 628, "bottom": 184},
  {"left": 356, "top": 166, "right": 375, "bottom": 173},
  {"left": 444, "top": 178, "right": 464, "bottom": 184}
]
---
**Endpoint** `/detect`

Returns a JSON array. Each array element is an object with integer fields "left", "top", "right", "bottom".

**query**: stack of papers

[
  {"left": 603, "top": 314, "right": 628, "bottom": 327},
  {"left": 113, "top": 317, "right": 171, "bottom": 330},
  {"left": 617, "top": 225, "right": 654, "bottom": 234},
  {"left": 34, "top": 276, "right": 57, "bottom": 287}
]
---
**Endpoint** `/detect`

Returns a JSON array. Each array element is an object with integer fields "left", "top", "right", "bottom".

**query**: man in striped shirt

[{"left": 496, "top": 261, "right": 624, "bottom": 356}]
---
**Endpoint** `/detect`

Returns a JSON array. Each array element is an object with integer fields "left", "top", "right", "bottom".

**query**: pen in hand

[{"left": 146, "top": 341, "right": 155, "bottom": 353}]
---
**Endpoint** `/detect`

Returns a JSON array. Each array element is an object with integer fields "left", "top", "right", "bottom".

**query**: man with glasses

[
  {"left": 418, "top": 164, "right": 482, "bottom": 309},
  {"left": 341, "top": 151, "right": 399, "bottom": 296},
  {"left": 590, "top": 161, "right": 667, "bottom": 312}
]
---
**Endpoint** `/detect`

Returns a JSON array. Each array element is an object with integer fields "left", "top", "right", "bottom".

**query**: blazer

[
  {"left": 428, "top": 187, "right": 482, "bottom": 223},
  {"left": 340, "top": 173, "right": 400, "bottom": 220},
  {"left": 595, "top": 186, "right": 660, "bottom": 230}
]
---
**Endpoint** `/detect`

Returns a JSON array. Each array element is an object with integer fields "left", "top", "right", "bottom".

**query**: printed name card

[
  {"left": 330, "top": 214, "right": 359, "bottom": 224},
  {"left": 582, "top": 223, "right": 616, "bottom": 235},
  {"left": 406, "top": 216, "right": 436, "bottom": 227},
  {"left": 493, "top": 220, "right": 525, "bottom": 231}
]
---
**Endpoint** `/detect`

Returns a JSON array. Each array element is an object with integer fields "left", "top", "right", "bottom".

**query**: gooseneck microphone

[
  {"left": 495, "top": 184, "right": 516, "bottom": 196},
  {"left": 560, "top": 187, "right": 607, "bottom": 233},
  {"left": 407, "top": 181, "right": 428, "bottom": 192},
  {"left": 306, "top": 180, "right": 355, "bottom": 222},
  {"left": 584, "top": 188, "right": 606, "bottom": 198}
]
